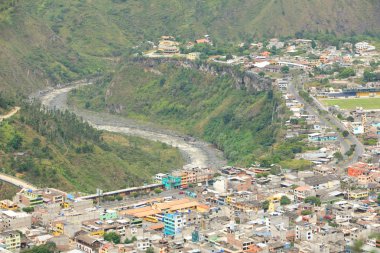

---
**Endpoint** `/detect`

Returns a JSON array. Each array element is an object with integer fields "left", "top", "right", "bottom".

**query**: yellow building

[
  {"left": 0, "top": 200, "right": 18, "bottom": 210},
  {"left": 52, "top": 222, "right": 64, "bottom": 236},
  {"left": 90, "top": 230, "right": 105, "bottom": 237},
  {"left": 0, "top": 231, "right": 21, "bottom": 251},
  {"left": 349, "top": 190, "right": 368, "bottom": 200}
]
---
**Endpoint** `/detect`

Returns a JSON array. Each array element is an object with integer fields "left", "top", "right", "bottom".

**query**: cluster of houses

[
  {"left": 0, "top": 159, "right": 379, "bottom": 253},
  {"left": 282, "top": 91, "right": 340, "bottom": 165}
]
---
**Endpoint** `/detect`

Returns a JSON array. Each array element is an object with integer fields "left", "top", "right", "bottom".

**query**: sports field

[{"left": 320, "top": 97, "right": 380, "bottom": 110}]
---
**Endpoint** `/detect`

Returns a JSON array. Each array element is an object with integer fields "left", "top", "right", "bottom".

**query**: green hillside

[
  {"left": 0, "top": 101, "right": 184, "bottom": 193},
  {"left": 0, "top": 0, "right": 379, "bottom": 192},
  {"left": 1, "top": 0, "right": 380, "bottom": 94},
  {"left": 68, "top": 62, "right": 288, "bottom": 165},
  {"left": 0, "top": 182, "right": 18, "bottom": 200}
]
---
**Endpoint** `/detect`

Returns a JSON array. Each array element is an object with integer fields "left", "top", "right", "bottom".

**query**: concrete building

[
  {"left": 348, "top": 122, "right": 365, "bottom": 135},
  {"left": 99, "top": 210, "right": 118, "bottom": 221},
  {"left": 154, "top": 173, "right": 168, "bottom": 184},
  {"left": 0, "top": 211, "right": 32, "bottom": 232},
  {"left": 0, "top": 201, "right": 17, "bottom": 211},
  {"left": 13, "top": 189, "right": 43, "bottom": 207},
  {"left": 0, "top": 231, "right": 21, "bottom": 251},
  {"left": 163, "top": 213, "right": 185, "bottom": 236},
  {"left": 294, "top": 186, "right": 315, "bottom": 202},
  {"left": 295, "top": 224, "right": 314, "bottom": 241},
  {"left": 76, "top": 234, "right": 103, "bottom": 253},
  {"left": 303, "top": 175, "right": 340, "bottom": 190},
  {"left": 308, "top": 132, "right": 338, "bottom": 142}
]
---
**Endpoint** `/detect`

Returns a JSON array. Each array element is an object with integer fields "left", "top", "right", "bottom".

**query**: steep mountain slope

[
  {"left": 68, "top": 61, "right": 287, "bottom": 165},
  {"left": 0, "top": 101, "right": 184, "bottom": 193},
  {"left": 1, "top": 0, "right": 380, "bottom": 94}
]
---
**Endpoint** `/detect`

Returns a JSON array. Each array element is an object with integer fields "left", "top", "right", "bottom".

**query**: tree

[
  {"left": 213, "top": 172, "right": 221, "bottom": 178},
  {"left": 225, "top": 54, "right": 233, "bottom": 60},
  {"left": 281, "top": 66, "right": 290, "bottom": 74},
  {"left": 363, "top": 70, "right": 380, "bottom": 82},
  {"left": 262, "top": 200, "right": 270, "bottom": 211},
  {"left": 351, "top": 239, "right": 364, "bottom": 253},
  {"left": 338, "top": 68, "right": 355, "bottom": 79},
  {"left": 311, "top": 40, "right": 317, "bottom": 49},
  {"left": 8, "top": 134, "right": 23, "bottom": 150},
  {"left": 301, "top": 210, "right": 312, "bottom": 215},
  {"left": 146, "top": 247, "right": 154, "bottom": 253},
  {"left": 280, "top": 196, "right": 291, "bottom": 205},
  {"left": 104, "top": 232, "right": 120, "bottom": 244},
  {"left": 304, "top": 196, "right": 321, "bottom": 206},
  {"left": 154, "top": 188, "right": 162, "bottom": 194},
  {"left": 342, "top": 130, "right": 349, "bottom": 137},
  {"left": 23, "top": 242, "right": 56, "bottom": 253},
  {"left": 258, "top": 72, "right": 265, "bottom": 77},
  {"left": 333, "top": 152, "right": 343, "bottom": 161},
  {"left": 124, "top": 236, "right": 137, "bottom": 244},
  {"left": 346, "top": 116, "right": 354, "bottom": 122},
  {"left": 32, "top": 138, "right": 41, "bottom": 147},
  {"left": 22, "top": 207, "right": 35, "bottom": 213}
]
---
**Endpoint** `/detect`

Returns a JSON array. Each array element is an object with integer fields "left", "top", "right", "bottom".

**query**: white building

[
  {"left": 136, "top": 239, "right": 152, "bottom": 251},
  {"left": 355, "top": 42, "right": 376, "bottom": 53},
  {"left": 213, "top": 177, "right": 228, "bottom": 194}
]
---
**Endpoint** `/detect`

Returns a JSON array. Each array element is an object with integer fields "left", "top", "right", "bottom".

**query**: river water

[{"left": 34, "top": 82, "right": 227, "bottom": 169}]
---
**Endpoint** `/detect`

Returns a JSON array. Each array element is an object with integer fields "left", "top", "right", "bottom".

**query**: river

[{"left": 34, "top": 81, "right": 227, "bottom": 169}]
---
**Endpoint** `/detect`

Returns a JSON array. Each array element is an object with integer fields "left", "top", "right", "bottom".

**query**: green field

[{"left": 321, "top": 97, "right": 380, "bottom": 110}]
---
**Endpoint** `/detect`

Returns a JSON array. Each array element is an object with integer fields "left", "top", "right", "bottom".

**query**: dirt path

[{"left": 0, "top": 106, "right": 20, "bottom": 121}]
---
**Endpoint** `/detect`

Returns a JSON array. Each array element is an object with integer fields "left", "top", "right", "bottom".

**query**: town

[{"left": 0, "top": 35, "right": 379, "bottom": 253}]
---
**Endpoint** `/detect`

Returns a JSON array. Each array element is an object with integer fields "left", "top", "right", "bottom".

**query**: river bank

[{"left": 35, "top": 81, "right": 227, "bottom": 169}]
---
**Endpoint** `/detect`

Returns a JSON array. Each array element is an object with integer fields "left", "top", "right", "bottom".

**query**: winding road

[
  {"left": 289, "top": 74, "right": 365, "bottom": 169},
  {"left": 33, "top": 81, "right": 226, "bottom": 169}
]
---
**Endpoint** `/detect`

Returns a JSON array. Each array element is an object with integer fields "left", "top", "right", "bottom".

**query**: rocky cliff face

[{"left": 130, "top": 57, "right": 272, "bottom": 93}]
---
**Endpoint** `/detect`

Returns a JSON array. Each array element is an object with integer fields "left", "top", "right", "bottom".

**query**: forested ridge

[
  {"left": 69, "top": 62, "right": 287, "bottom": 165},
  {"left": 0, "top": 95, "right": 184, "bottom": 193}
]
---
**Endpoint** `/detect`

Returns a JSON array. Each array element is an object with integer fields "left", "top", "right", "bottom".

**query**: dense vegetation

[
  {"left": 0, "top": 98, "right": 184, "bottom": 193},
  {"left": 0, "top": 182, "right": 18, "bottom": 200},
  {"left": 1, "top": 0, "right": 380, "bottom": 95},
  {"left": 69, "top": 62, "right": 288, "bottom": 165},
  {"left": 23, "top": 242, "right": 56, "bottom": 253}
]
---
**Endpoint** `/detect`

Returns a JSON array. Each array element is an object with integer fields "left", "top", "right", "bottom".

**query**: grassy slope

[
  {"left": 0, "top": 182, "right": 19, "bottom": 200},
  {"left": 69, "top": 62, "right": 286, "bottom": 165},
  {"left": 1, "top": 0, "right": 380, "bottom": 94},
  {"left": 0, "top": 111, "right": 183, "bottom": 193}
]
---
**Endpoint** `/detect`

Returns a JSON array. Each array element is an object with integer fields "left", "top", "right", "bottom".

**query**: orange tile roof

[
  {"left": 124, "top": 198, "right": 202, "bottom": 217},
  {"left": 154, "top": 198, "right": 191, "bottom": 210},
  {"left": 196, "top": 39, "right": 208, "bottom": 44},
  {"left": 124, "top": 206, "right": 152, "bottom": 215},
  {"left": 295, "top": 185, "right": 312, "bottom": 191},
  {"left": 197, "top": 204, "right": 210, "bottom": 210},
  {"left": 147, "top": 223, "right": 164, "bottom": 230},
  {"left": 169, "top": 201, "right": 199, "bottom": 211},
  {"left": 133, "top": 210, "right": 161, "bottom": 218}
]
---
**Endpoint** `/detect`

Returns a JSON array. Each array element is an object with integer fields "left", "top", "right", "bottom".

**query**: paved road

[
  {"left": 34, "top": 81, "right": 226, "bottom": 169},
  {"left": 289, "top": 75, "right": 364, "bottom": 168},
  {"left": 0, "top": 172, "right": 37, "bottom": 190}
]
